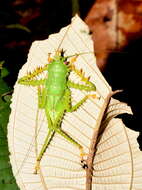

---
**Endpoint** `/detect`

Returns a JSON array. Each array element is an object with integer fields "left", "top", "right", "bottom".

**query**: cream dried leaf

[{"left": 8, "top": 15, "right": 142, "bottom": 190}]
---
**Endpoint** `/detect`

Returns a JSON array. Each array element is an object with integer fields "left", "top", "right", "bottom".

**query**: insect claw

[
  {"left": 33, "top": 161, "right": 40, "bottom": 174},
  {"left": 81, "top": 160, "right": 88, "bottom": 169},
  {"left": 80, "top": 147, "right": 88, "bottom": 170},
  {"left": 82, "top": 164, "right": 88, "bottom": 169}
]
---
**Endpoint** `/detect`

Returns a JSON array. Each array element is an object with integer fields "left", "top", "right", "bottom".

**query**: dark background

[
  {"left": 104, "top": 38, "right": 142, "bottom": 150},
  {"left": 0, "top": 0, "right": 94, "bottom": 86}
]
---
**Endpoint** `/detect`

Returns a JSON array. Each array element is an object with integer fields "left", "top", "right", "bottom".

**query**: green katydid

[{"left": 18, "top": 49, "right": 97, "bottom": 174}]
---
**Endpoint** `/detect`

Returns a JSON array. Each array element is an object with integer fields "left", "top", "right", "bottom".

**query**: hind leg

[{"left": 34, "top": 112, "right": 55, "bottom": 174}]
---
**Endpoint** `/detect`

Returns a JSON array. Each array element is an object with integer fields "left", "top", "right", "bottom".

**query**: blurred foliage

[
  {"left": 0, "top": 62, "right": 20, "bottom": 190},
  {"left": 3, "top": 24, "right": 31, "bottom": 33}
]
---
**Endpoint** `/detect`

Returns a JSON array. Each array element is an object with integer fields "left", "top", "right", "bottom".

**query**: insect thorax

[{"left": 46, "top": 60, "right": 69, "bottom": 95}]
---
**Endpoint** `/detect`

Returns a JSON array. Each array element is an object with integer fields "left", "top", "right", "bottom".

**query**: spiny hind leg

[
  {"left": 34, "top": 129, "right": 55, "bottom": 174},
  {"left": 64, "top": 90, "right": 96, "bottom": 168},
  {"left": 34, "top": 87, "right": 49, "bottom": 173},
  {"left": 52, "top": 92, "right": 87, "bottom": 166},
  {"left": 69, "top": 56, "right": 96, "bottom": 89},
  {"left": 53, "top": 126, "right": 86, "bottom": 165},
  {"left": 34, "top": 114, "right": 54, "bottom": 174}
]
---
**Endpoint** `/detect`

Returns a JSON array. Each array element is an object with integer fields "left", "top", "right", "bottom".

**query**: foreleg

[
  {"left": 19, "top": 64, "right": 48, "bottom": 82},
  {"left": 18, "top": 78, "right": 45, "bottom": 86},
  {"left": 69, "top": 56, "right": 96, "bottom": 90}
]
